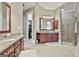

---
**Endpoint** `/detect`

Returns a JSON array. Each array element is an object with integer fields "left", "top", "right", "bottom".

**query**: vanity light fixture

[{"left": 43, "top": 16, "right": 53, "bottom": 19}]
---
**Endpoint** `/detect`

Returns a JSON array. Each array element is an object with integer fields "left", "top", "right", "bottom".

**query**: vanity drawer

[
  {"left": 3, "top": 45, "right": 14, "bottom": 56},
  {"left": 15, "top": 40, "right": 20, "bottom": 49}
]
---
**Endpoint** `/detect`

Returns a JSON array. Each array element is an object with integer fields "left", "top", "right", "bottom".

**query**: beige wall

[{"left": 9, "top": 3, "right": 23, "bottom": 34}]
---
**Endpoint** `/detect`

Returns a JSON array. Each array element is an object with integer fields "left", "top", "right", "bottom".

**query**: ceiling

[
  {"left": 23, "top": 2, "right": 34, "bottom": 10},
  {"left": 39, "top": 2, "right": 65, "bottom": 10},
  {"left": 23, "top": 2, "right": 65, "bottom": 10}
]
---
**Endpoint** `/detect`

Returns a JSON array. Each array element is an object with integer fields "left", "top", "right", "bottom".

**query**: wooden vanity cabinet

[
  {"left": 14, "top": 38, "right": 24, "bottom": 57},
  {"left": 37, "top": 33, "right": 59, "bottom": 43},
  {"left": 0, "top": 37, "right": 24, "bottom": 57},
  {"left": 3, "top": 45, "right": 15, "bottom": 57},
  {"left": 14, "top": 39, "right": 21, "bottom": 57}
]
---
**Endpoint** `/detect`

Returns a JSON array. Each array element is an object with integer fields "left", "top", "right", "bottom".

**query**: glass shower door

[{"left": 61, "top": 3, "right": 77, "bottom": 45}]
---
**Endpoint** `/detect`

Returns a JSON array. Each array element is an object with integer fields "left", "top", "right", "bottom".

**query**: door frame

[{"left": 23, "top": 7, "right": 34, "bottom": 41}]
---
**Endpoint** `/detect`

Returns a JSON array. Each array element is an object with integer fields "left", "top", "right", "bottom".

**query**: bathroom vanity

[
  {"left": 37, "top": 31, "right": 59, "bottom": 43},
  {"left": 0, "top": 35, "right": 24, "bottom": 57},
  {"left": 37, "top": 16, "right": 59, "bottom": 43},
  {"left": 0, "top": 2, "right": 24, "bottom": 57}
]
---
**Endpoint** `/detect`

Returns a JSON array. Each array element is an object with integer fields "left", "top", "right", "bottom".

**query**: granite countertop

[
  {"left": 0, "top": 35, "right": 24, "bottom": 53},
  {"left": 37, "top": 31, "right": 58, "bottom": 33}
]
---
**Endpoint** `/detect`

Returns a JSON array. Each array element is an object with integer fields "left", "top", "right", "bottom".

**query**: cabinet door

[
  {"left": 15, "top": 45, "right": 21, "bottom": 57},
  {"left": 40, "top": 33, "right": 47, "bottom": 43},
  {"left": 9, "top": 52, "right": 14, "bottom": 57},
  {"left": 52, "top": 34, "right": 58, "bottom": 42},
  {"left": 46, "top": 34, "right": 53, "bottom": 42},
  {"left": 15, "top": 40, "right": 20, "bottom": 49},
  {"left": 3, "top": 46, "right": 14, "bottom": 56}
]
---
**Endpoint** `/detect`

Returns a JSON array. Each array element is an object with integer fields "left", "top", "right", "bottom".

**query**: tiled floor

[
  {"left": 24, "top": 40, "right": 35, "bottom": 50},
  {"left": 19, "top": 41, "right": 75, "bottom": 57}
]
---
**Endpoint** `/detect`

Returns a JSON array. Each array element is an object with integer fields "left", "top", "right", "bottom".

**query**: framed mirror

[
  {"left": 39, "top": 16, "right": 55, "bottom": 30},
  {"left": 0, "top": 2, "right": 11, "bottom": 33}
]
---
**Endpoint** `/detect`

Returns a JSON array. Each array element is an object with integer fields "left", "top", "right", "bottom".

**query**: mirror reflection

[
  {"left": 0, "top": 2, "right": 10, "bottom": 31},
  {"left": 40, "top": 16, "right": 54, "bottom": 30}
]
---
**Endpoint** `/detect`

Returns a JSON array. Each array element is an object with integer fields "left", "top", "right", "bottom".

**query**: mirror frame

[
  {"left": 39, "top": 17, "right": 55, "bottom": 31},
  {"left": 0, "top": 2, "right": 11, "bottom": 33}
]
